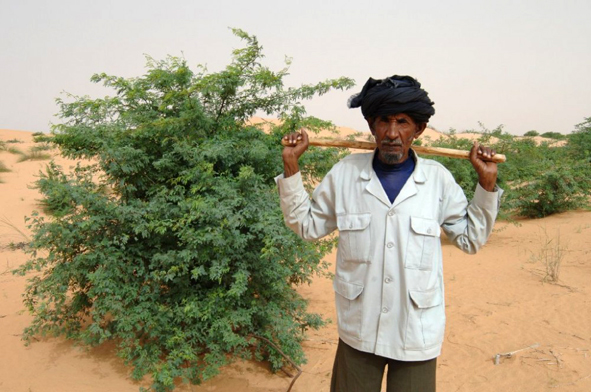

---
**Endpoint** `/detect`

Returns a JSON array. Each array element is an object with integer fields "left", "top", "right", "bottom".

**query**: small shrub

[
  {"left": 32, "top": 133, "right": 55, "bottom": 143},
  {"left": 0, "top": 141, "right": 23, "bottom": 155},
  {"left": 540, "top": 131, "right": 566, "bottom": 140},
  {"left": 30, "top": 143, "right": 54, "bottom": 152},
  {"left": 566, "top": 117, "right": 591, "bottom": 162},
  {"left": 33, "top": 161, "right": 81, "bottom": 217},
  {"left": 8, "top": 147, "right": 24, "bottom": 155},
  {"left": 524, "top": 130, "right": 539, "bottom": 137},
  {"left": 6, "top": 138, "right": 23, "bottom": 143},
  {"left": 346, "top": 131, "right": 365, "bottom": 141},
  {"left": 16, "top": 149, "right": 51, "bottom": 162},
  {"left": 0, "top": 161, "right": 10, "bottom": 173}
]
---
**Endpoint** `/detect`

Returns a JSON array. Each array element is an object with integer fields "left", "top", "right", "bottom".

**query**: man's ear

[
  {"left": 414, "top": 123, "right": 427, "bottom": 139},
  {"left": 366, "top": 117, "right": 375, "bottom": 135}
]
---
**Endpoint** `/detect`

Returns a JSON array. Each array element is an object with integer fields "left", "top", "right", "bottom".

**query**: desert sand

[{"left": 1, "top": 128, "right": 590, "bottom": 392}]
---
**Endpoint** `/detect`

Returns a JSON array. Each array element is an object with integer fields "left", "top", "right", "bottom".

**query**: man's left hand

[{"left": 469, "top": 141, "right": 498, "bottom": 192}]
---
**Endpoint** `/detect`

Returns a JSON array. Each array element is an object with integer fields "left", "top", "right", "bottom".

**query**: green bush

[
  {"left": 540, "top": 131, "right": 566, "bottom": 140},
  {"left": 566, "top": 117, "right": 591, "bottom": 162},
  {"left": 428, "top": 135, "right": 479, "bottom": 200},
  {"left": 422, "top": 124, "right": 591, "bottom": 219},
  {"left": 34, "top": 161, "right": 87, "bottom": 217},
  {"left": 16, "top": 29, "right": 353, "bottom": 391},
  {"left": 502, "top": 161, "right": 591, "bottom": 218},
  {"left": 497, "top": 126, "right": 590, "bottom": 218},
  {"left": 523, "top": 130, "right": 539, "bottom": 137},
  {"left": 32, "top": 132, "right": 55, "bottom": 144}
]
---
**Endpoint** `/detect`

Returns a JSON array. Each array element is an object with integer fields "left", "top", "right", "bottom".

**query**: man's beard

[
  {"left": 380, "top": 151, "right": 404, "bottom": 164},
  {"left": 379, "top": 138, "right": 404, "bottom": 164}
]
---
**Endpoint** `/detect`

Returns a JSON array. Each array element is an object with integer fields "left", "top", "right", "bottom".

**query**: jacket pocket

[
  {"left": 405, "top": 216, "right": 440, "bottom": 270},
  {"left": 337, "top": 213, "right": 372, "bottom": 263},
  {"left": 404, "top": 286, "right": 445, "bottom": 350},
  {"left": 333, "top": 277, "right": 364, "bottom": 339}
]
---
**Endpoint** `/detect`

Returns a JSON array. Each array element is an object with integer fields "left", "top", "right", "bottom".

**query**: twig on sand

[
  {"left": 493, "top": 343, "right": 540, "bottom": 365},
  {"left": 253, "top": 335, "right": 303, "bottom": 392},
  {"left": 549, "top": 349, "right": 563, "bottom": 368}
]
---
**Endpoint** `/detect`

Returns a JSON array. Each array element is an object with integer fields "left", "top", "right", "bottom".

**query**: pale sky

[{"left": 2, "top": 0, "right": 590, "bottom": 135}]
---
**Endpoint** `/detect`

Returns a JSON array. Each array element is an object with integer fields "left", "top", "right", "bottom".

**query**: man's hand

[
  {"left": 469, "top": 141, "right": 498, "bottom": 192},
  {"left": 282, "top": 129, "right": 309, "bottom": 177}
]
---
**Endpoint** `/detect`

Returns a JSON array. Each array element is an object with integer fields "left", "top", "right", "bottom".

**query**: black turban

[{"left": 348, "top": 75, "right": 435, "bottom": 123}]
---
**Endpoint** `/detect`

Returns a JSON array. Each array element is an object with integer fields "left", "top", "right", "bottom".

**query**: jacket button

[
  {"left": 387, "top": 242, "right": 394, "bottom": 248},
  {"left": 385, "top": 277, "right": 392, "bottom": 283},
  {"left": 388, "top": 210, "right": 395, "bottom": 216},
  {"left": 382, "top": 307, "right": 389, "bottom": 313},
  {"left": 427, "top": 228, "right": 432, "bottom": 234}
]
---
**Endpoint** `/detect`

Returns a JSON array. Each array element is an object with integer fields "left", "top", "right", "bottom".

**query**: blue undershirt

[{"left": 372, "top": 150, "right": 416, "bottom": 204}]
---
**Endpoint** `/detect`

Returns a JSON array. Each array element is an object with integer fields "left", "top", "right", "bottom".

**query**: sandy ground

[{"left": 1, "top": 128, "right": 590, "bottom": 392}]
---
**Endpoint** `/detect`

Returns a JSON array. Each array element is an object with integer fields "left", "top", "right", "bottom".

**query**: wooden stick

[
  {"left": 281, "top": 137, "right": 506, "bottom": 163},
  {"left": 253, "top": 335, "right": 302, "bottom": 392}
]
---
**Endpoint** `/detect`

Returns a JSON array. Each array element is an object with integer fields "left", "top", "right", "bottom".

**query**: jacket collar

[
  {"left": 360, "top": 149, "right": 427, "bottom": 182},
  {"left": 360, "top": 149, "right": 427, "bottom": 207}
]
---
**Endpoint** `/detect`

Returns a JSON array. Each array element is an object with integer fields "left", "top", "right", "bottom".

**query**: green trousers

[{"left": 330, "top": 339, "right": 437, "bottom": 392}]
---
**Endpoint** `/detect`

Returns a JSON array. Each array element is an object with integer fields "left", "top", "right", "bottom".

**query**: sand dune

[{"left": 1, "top": 128, "right": 589, "bottom": 391}]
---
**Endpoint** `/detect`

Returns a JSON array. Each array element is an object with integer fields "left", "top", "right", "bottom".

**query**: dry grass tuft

[
  {"left": 530, "top": 226, "right": 568, "bottom": 283},
  {"left": 0, "top": 161, "right": 10, "bottom": 173}
]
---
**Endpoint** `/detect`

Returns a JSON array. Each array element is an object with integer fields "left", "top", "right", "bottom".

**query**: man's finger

[{"left": 470, "top": 140, "right": 480, "bottom": 162}]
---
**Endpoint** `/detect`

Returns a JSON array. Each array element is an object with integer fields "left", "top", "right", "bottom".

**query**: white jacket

[{"left": 276, "top": 150, "right": 503, "bottom": 361}]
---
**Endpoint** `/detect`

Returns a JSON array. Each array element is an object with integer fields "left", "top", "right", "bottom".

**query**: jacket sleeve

[
  {"left": 440, "top": 180, "right": 504, "bottom": 254},
  {"left": 275, "top": 170, "right": 338, "bottom": 241}
]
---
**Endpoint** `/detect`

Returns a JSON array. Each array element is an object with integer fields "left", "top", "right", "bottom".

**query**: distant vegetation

[
  {"left": 426, "top": 119, "right": 591, "bottom": 218},
  {"left": 0, "top": 134, "right": 54, "bottom": 163},
  {"left": 0, "top": 141, "right": 23, "bottom": 155},
  {"left": 539, "top": 131, "right": 567, "bottom": 140}
]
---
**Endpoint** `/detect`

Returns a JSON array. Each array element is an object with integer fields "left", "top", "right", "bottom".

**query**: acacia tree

[{"left": 16, "top": 29, "right": 354, "bottom": 391}]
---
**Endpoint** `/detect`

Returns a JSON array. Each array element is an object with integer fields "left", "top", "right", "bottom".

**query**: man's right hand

[{"left": 282, "top": 129, "right": 309, "bottom": 177}]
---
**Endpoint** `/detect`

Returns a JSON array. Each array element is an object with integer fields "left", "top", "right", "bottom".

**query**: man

[{"left": 276, "top": 75, "right": 503, "bottom": 391}]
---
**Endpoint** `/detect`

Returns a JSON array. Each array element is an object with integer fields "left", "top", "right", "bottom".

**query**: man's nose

[{"left": 385, "top": 122, "right": 400, "bottom": 139}]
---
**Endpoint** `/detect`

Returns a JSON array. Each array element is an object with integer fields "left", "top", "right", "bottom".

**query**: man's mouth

[{"left": 381, "top": 138, "right": 403, "bottom": 147}]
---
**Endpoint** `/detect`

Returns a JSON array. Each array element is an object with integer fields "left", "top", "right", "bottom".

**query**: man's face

[{"left": 368, "top": 113, "right": 426, "bottom": 164}]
